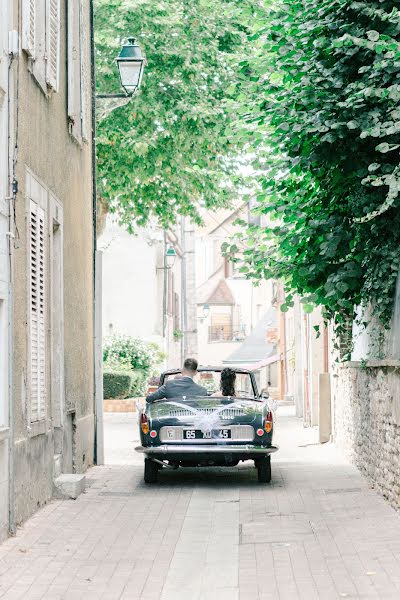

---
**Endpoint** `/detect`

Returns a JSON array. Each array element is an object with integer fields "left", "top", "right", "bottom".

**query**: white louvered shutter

[
  {"left": 29, "top": 199, "right": 46, "bottom": 422},
  {"left": 68, "top": 0, "right": 82, "bottom": 141},
  {"left": 22, "top": 0, "right": 36, "bottom": 57},
  {"left": 46, "top": 0, "right": 60, "bottom": 90},
  {"left": 80, "top": 0, "right": 91, "bottom": 142}
]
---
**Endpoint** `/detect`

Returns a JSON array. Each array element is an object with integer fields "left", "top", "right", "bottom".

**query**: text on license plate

[{"left": 183, "top": 429, "right": 231, "bottom": 440}]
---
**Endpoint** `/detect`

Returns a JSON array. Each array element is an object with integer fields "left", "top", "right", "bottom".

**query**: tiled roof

[{"left": 197, "top": 267, "right": 235, "bottom": 305}]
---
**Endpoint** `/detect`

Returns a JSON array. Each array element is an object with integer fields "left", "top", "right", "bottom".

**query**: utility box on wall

[{"left": 319, "top": 373, "right": 331, "bottom": 443}]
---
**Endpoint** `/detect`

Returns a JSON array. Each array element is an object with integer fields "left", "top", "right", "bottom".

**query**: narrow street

[{"left": 1, "top": 409, "right": 400, "bottom": 600}]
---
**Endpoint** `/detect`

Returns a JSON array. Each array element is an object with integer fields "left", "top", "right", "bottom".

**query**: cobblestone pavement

[{"left": 2, "top": 408, "right": 400, "bottom": 599}]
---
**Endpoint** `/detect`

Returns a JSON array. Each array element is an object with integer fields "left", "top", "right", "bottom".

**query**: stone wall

[{"left": 332, "top": 362, "right": 400, "bottom": 508}]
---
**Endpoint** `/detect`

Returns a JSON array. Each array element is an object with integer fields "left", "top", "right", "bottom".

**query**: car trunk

[{"left": 148, "top": 396, "right": 262, "bottom": 426}]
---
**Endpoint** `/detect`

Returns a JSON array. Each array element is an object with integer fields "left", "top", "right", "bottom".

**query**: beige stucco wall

[
  {"left": 0, "top": 0, "right": 10, "bottom": 542},
  {"left": 11, "top": 0, "right": 94, "bottom": 525}
]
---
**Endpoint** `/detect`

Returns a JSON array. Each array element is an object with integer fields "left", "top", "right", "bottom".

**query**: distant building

[{"left": 195, "top": 207, "right": 278, "bottom": 385}]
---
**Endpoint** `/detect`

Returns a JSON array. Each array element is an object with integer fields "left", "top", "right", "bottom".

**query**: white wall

[
  {"left": 352, "top": 275, "right": 400, "bottom": 361},
  {"left": 99, "top": 217, "right": 183, "bottom": 368},
  {"left": 100, "top": 219, "right": 162, "bottom": 342}
]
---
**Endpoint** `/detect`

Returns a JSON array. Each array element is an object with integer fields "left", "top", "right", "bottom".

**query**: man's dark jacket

[{"left": 146, "top": 376, "right": 208, "bottom": 403}]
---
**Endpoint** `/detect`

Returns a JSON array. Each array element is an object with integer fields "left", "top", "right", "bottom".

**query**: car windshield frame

[{"left": 160, "top": 367, "right": 259, "bottom": 398}]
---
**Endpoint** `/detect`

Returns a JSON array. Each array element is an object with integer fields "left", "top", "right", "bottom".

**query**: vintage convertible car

[{"left": 135, "top": 367, "right": 278, "bottom": 484}]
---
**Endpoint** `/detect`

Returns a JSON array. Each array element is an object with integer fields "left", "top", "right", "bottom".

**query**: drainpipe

[
  {"left": 181, "top": 216, "right": 187, "bottom": 361},
  {"left": 303, "top": 312, "right": 311, "bottom": 426},
  {"left": 162, "top": 232, "right": 167, "bottom": 338},
  {"left": 7, "top": 34, "right": 16, "bottom": 536},
  {"left": 89, "top": 0, "right": 104, "bottom": 465}
]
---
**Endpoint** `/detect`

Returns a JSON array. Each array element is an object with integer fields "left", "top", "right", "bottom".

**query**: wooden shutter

[
  {"left": 46, "top": 0, "right": 60, "bottom": 90},
  {"left": 68, "top": 0, "right": 82, "bottom": 141},
  {"left": 80, "top": 0, "right": 91, "bottom": 141},
  {"left": 22, "top": 0, "right": 36, "bottom": 57},
  {"left": 29, "top": 199, "right": 47, "bottom": 422}
]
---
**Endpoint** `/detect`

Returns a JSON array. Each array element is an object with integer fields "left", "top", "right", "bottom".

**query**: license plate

[{"left": 183, "top": 429, "right": 231, "bottom": 440}]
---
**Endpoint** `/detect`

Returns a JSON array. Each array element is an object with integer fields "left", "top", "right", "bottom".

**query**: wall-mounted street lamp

[
  {"left": 197, "top": 303, "right": 210, "bottom": 321},
  {"left": 201, "top": 303, "right": 210, "bottom": 319},
  {"left": 157, "top": 246, "right": 177, "bottom": 271},
  {"left": 97, "top": 38, "right": 146, "bottom": 99},
  {"left": 165, "top": 247, "right": 177, "bottom": 269}
]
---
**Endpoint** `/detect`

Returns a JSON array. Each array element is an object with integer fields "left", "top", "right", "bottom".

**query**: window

[
  {"left": 209, "top": 308, "right": 233, "bottom": 342},
  {"left": 27, "top": 173, "right": 48, "bottom": 422},
  {"left": 22, "top": 0, "right": 60, "bottom": 92},
  {"left": 68, "top": 0, "right": 91, "bottom": 142}
]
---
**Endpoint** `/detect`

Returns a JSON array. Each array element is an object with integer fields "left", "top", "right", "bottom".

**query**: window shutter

[
  {"left": 29, "top": 199, "right": 47, "bottom": 422},
  {"left": 68, "top": 0, "right": 82, "bottom": 141},
  {"left": 80, "top": 0, "right": 91, "bottom": 141},
  {"left": 22, "top": 0, "right": 36, "bottom": 57},
  {"left": 46, "top": 0, "right": 60, "bottom": 90}
]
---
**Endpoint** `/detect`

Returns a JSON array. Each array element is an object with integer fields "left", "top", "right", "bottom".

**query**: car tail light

[
  {"left": 141, "top": 413, "right": 149, "bottom": 435},
  {"left": 264, "top": 412, "right": 273, "bottom": 433},
  {"left": 150, "top": 430, "right": 157, "bottom": 438}
]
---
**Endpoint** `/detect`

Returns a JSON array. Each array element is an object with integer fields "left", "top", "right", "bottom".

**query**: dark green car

[{"left": 135, "top": 367, "right": 278, "bottom": 484}]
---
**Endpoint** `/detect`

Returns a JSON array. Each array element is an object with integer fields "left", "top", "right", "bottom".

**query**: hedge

[{"left": 103, "top": 370, "right": 146, "bottom": 400}]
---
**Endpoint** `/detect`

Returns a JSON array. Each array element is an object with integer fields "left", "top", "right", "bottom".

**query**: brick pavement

[{"left": 1, "top": 408, "right": 400, "bottom": 599}]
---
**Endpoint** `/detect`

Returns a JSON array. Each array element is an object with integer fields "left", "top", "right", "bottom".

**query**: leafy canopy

[
  {"left": 225, "top": 0, "right": 400, "bottom": 327},
  {"left": 94, "top": 0, "right": 256, "bottom": 231}
]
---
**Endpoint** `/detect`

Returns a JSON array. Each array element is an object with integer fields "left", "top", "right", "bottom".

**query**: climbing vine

[{"left": 225, "top": 0, "right": 400, "bottom": 330}]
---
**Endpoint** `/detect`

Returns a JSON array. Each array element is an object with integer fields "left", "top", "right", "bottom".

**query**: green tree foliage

[
  {"left": 226, "top": 0, "right": 400, "bottom": 328},
  {"left": 94, "top": 0, "right": 254, "bottom": 230}
]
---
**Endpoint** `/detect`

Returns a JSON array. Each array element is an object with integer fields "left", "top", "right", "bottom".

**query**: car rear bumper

[{"left": 135, "top": 444, "right": 279, "bottom": 455}]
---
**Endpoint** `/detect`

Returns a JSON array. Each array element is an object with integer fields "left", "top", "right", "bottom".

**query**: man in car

[{"left": 146, "top": 358, "right": 208, "bottom": 402}]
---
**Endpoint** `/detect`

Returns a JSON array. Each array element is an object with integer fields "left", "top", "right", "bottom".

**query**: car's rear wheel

[
  {"left": 144, "top": 458, "right": 158, "bottom": 484},
  {"left": 256, "top": 456, "right": 271, "bottom": 483}
]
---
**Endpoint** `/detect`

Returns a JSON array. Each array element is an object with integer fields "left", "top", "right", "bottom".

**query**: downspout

[
  {"left": 7, "top": 35, "right": 16, "bottom": 536},
  {"left": 89, "top": 0, "right": 104, "bottom": 465},
  {"left": 162, "top": 232, "right": 167, "bottom": 338},
  {"left": 181, "top": 216, "right": 187, "bottom": 361}
]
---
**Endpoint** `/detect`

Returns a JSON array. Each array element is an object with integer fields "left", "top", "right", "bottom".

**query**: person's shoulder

[{"left": 196, "top": 382, "right": 208, "bottom": 392}]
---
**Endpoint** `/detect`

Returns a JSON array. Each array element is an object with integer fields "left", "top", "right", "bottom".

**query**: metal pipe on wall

[
  {"left": 7, "top": 13, "right": 16, "bottom": 536},
  {"left": 89, "top": 0, "right": 104, "bottom": 465},
  {"left": 181, "top": 216, "right": 188, "bottom": 362}
]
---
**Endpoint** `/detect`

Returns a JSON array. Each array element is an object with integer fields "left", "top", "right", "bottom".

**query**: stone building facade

[{"left": 0, "top": 0, "right": 95, "bottom": 539}]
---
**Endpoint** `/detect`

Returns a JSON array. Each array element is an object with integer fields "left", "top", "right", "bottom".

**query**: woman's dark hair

[{"left": 220, "top": 368, "right": 236, "bottom": 397}]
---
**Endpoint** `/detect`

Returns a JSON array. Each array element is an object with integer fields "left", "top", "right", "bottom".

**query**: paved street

[{"left": 2, "top": 408, "right": 400, "bottom": 599}]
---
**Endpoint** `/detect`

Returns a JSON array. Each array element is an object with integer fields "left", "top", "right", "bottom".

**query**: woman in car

[{"left": 212, "top": 368, "right": 236, "bottom": 397}]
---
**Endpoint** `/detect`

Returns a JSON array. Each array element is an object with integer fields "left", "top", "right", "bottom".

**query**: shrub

[
  {"left": 103, "top": 370, "right": 147, "bottom": 399},
  {"left": 103, "top": 371, "right": 134, "bottom": 399},
  {"left": 103, "top": 335, "right": 165, "bottom": 374}
]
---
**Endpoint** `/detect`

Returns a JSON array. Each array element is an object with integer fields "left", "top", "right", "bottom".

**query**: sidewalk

[{"left": 1, "top": 408, "right": 400, "bottom": 599}]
